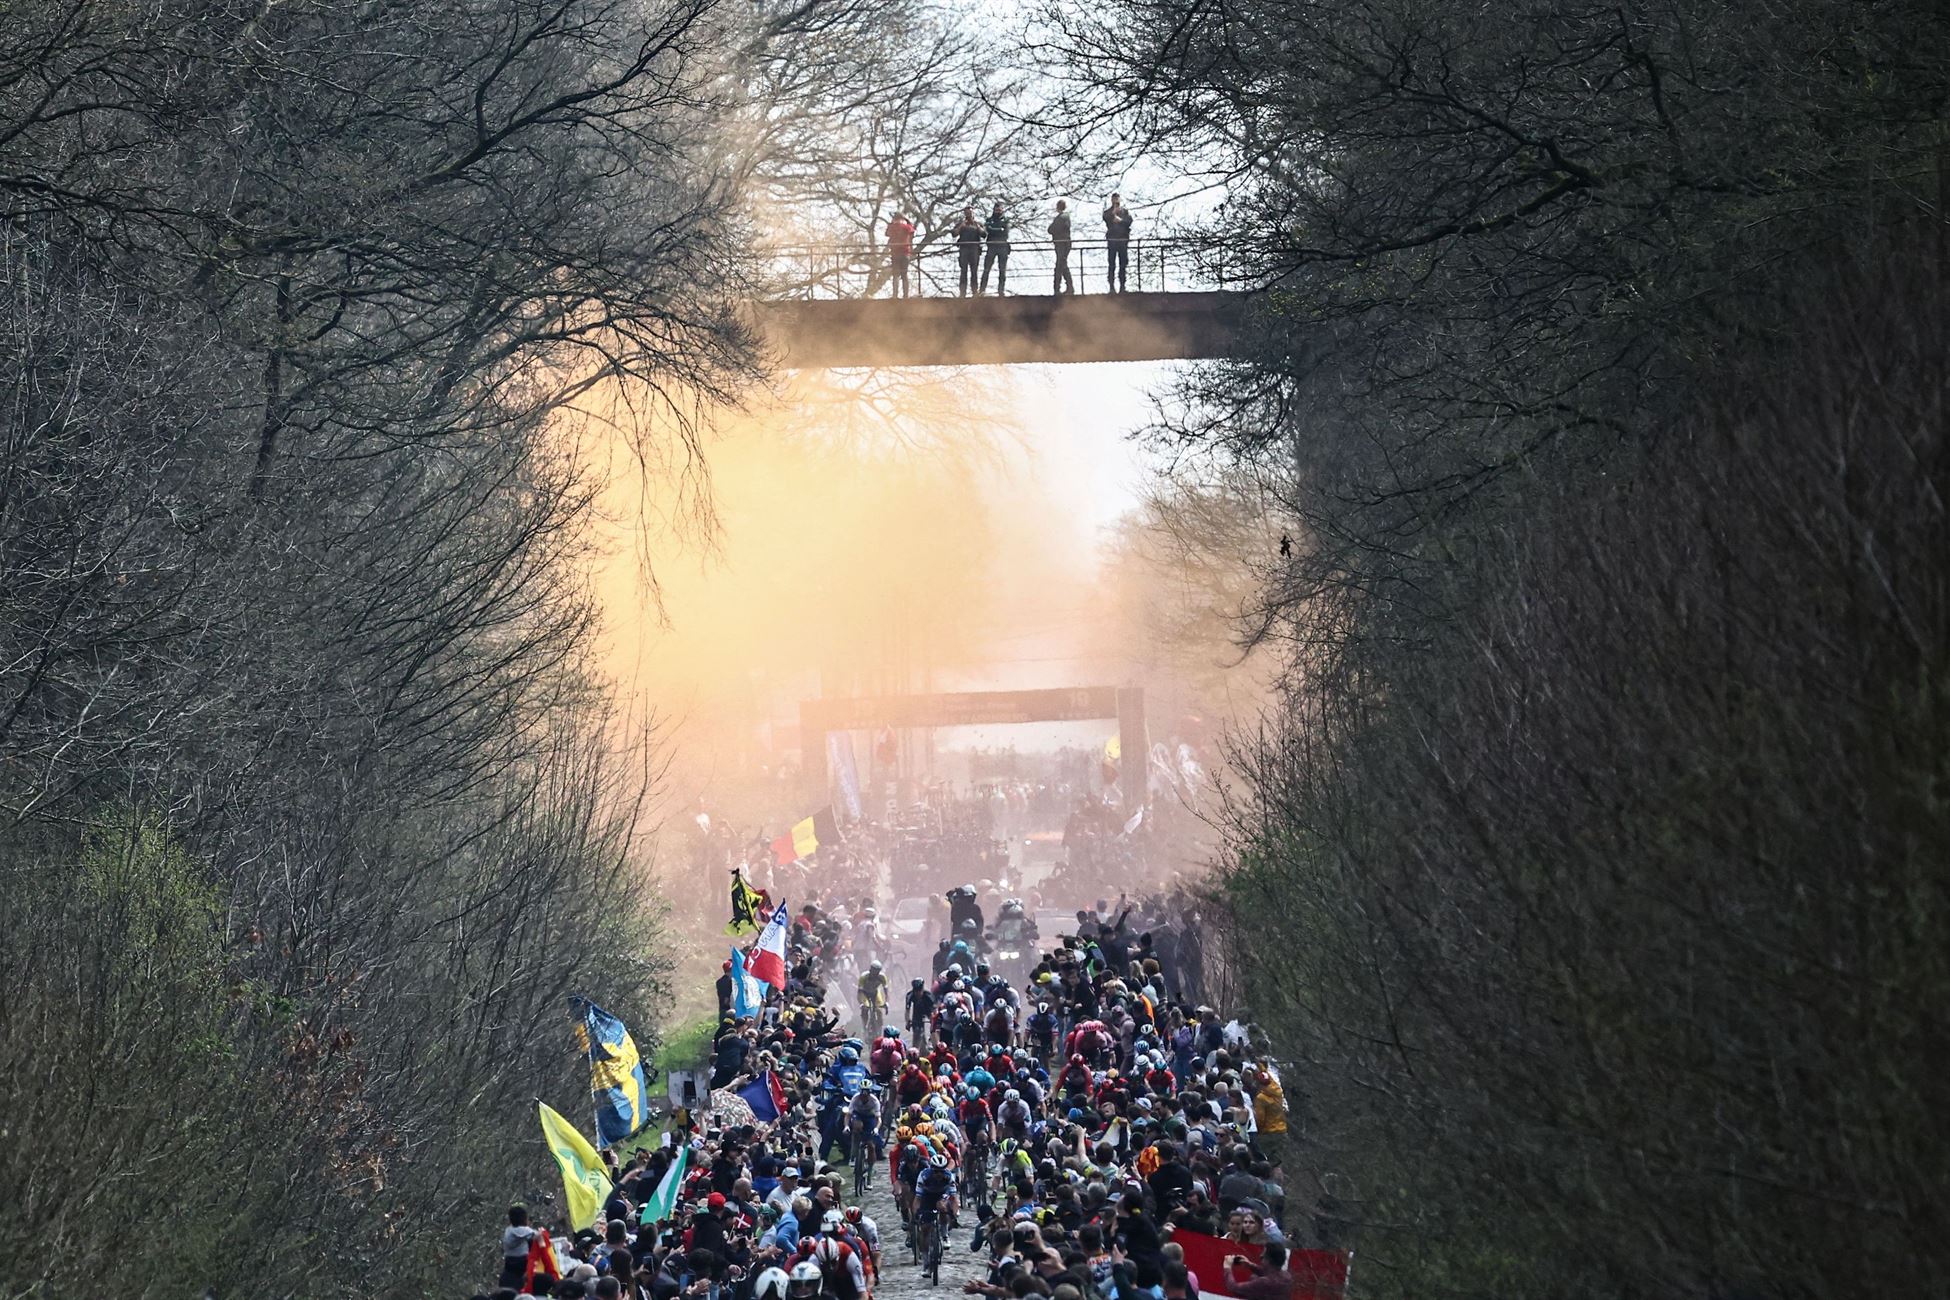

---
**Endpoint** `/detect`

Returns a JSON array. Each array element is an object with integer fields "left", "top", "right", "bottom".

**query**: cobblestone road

[{"left": 849, "top": 1154, "right": 987, "bottom": 1300}]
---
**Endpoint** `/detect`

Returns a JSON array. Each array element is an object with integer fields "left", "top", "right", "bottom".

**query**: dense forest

[
  {"left": 6, "top": 0, "right": 1949, "bottom": 1294},
  {"left": 1042, "top": 0, "right": 1950, "bottom": 1295}
]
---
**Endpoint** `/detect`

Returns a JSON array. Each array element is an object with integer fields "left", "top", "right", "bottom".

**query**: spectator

[
  {"left": 1049, "top": 200, "right": 1074, "bottom": 295},
  {"left": 955, "top": 207, "right": 985, "bottom": 297},
  {"left": 884, "top": 211, "right": 916, "bottom": 298},
  {"left": 1103, "top": 194, "right": 1133, "bottom": 292},
  {"left": 981, "top": 202, "right": 1012, "bottom": 295}
]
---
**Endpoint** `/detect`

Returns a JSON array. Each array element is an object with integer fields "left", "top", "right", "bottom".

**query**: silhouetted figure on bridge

[
  {"left": 1105, "top": 193, "right": 1134, "bottom": 292},
  {"left": 981, "top": 201, "right": 1011, "bottom": 295},
  {"left": 1280, "top": 533, "right": 1292, "bottom": 558},
  {"left": 1049, "top": 200, "right": 1074, "bottom": 295},
  {"left": 885, "top": 211, "right": 915, "bottom": 298},
  {"left": 955, "top": 206, "right": 984, "bottom": 297}
]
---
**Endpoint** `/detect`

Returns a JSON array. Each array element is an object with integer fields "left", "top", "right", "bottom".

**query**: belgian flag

[{"left": 770, "top": 806, "right": 839, "bottom": 866}]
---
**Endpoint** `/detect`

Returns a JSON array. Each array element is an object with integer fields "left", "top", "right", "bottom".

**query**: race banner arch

[{"left": 800, "top": 686, "right": 1147, "bottom": 817}]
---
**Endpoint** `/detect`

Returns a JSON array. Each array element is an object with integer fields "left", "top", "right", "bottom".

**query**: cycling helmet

[
  {"left": 869, "top": 960, "right": 883, "bottom": 972},
  {"left": 1037, "top": 1001, "right": 1050, "bottom": 1013},
  {"left": 1004, "top": 1088, "right": 1020, "bottom": 1102},
  {"left": 821, "top": 1209, "right": 845, "bottom": 1234},
  {"left": 845, "top": 1205, "right": 864, "bottom": 1223},
  {"left": 930, "top": 1152, "right": 950, "bottom": 1169},
  {"left": 755, "top": 1268, "right": 790, "bottom": 1300},
  {"left": 911, "top": 978, "right": 924, "bottom": 988},
  {"left": 787, "top": 1261, "right": 823, "bottom": 1300},
  {"left": 838, "top": 1046, "right": 860, "bottom": 1064},
  {"left": 884, "top": 1026, "right": 900, "bottom": 1038},
  {"left": 946, "top": 963, "right": 963, "bottom": 977},
  {"left": 975, "top": 963, "right": 991, "bottom": 977}
]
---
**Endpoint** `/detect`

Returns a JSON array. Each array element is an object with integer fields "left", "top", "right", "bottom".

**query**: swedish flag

[{"left": 569, "top": 996, "right": 653, "bottom": 1148}]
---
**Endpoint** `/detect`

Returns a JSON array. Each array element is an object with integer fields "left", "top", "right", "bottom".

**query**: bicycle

[
  {"left": 851, "top": 1124, "right": 873, "bottom": 1199},
  {"left": 914, "top": 1207, "right": 942, "bottom": 1284},
  {"left": 963, "top": 1134, "right": 990, "bottom": 1203}
]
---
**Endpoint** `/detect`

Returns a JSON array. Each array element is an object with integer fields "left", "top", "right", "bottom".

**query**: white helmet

[
  {"left": 787, "top": 1261, "right": 823, "bottom": 1300},
  {"left": 930, "top": 1152, "right": 950, "bottom": 1169},
  {"left": 821, "top": 1208, "right": 845, "bottom": 1234},
  {"left": 755, "top": 1268, "right": 791, "bottom": 1300},
  {"left": 869, "top": 960, "right": 883, "bottom": 972}
]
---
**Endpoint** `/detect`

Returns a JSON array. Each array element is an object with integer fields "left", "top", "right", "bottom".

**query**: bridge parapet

[{"left": 751, "top": 290, "right": 1249, "bottom": 368}]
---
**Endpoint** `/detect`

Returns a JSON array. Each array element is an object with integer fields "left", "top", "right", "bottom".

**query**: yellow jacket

[{"left": 1252, "top": 1076, "right": 1288, "bottom": 1134}]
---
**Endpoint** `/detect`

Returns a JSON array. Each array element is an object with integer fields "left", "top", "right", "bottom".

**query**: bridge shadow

[{"left": 751, "top": 290, "right": 1248, "bottom": 368}]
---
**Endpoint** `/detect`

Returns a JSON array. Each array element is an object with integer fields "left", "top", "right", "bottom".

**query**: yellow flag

[{"left": 538, "top": 1102, "right": 614, "bottom": 1231}]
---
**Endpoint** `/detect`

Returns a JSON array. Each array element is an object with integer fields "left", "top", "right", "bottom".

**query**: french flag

[{"left": 747, "top": 901, "right": 791, "bottom": 989}]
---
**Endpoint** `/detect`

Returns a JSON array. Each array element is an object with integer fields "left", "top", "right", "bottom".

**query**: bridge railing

[{"left": 756, "top": 236, "right": 1248, "bottom": 300}]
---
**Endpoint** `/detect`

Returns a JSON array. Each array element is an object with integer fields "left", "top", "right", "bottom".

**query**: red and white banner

[
  {"left": 746, "top": 901, "right": 791, "bottom": 988},
  {"left": 1169, "top": 1229, "right": 1350, "bottom": 1300}
]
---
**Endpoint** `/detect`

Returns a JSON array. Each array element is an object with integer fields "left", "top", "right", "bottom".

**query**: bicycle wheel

[
  {"left": 853, "top": 1144, "right": 870, "bottom": 1199},
  {"left": 926, "top": 1218, "right": 943, "bottom": 1285}
]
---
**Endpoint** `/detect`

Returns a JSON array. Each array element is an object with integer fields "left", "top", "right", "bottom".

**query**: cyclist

[
  {"left": 981, "top": 1000, "right": 1015, "bottom": 1049},
  {"left": 997, "top": 1136, "right": 1035, "bottom": 1189},
  {"left": 1027, "top": 1001, "right": 1059, "bottom": 1062},
  {"left": 755, "top": 1266, "right": 791, "bottom": 1300},
  {"left": 786, "top": 1261, "right": 824, "bottom": 1300},
  {"left": 915, "top": 1149, "right": 957, "bottom": 1238},
  {"left": 904, "top": 978, "right": 935, "bottom": 1042},
  {"left": 869, "top": 1026, "right": 905, "bottom": 1084},
  {"left": 844, "top": 1204, "right": 881, "bottom": 1277},
  {"left": 894, "top": 1057, "right": 932, "bottom": 1112},
  {"left": 797, "top": 1212, "right": 868, "bottom": 1300},
  {"left": 957, "top": 1084, "right": 994, "bottom": 1148},
  {"left": 893, "top": 1128, "right": 925, "bottom": 1224},
  {"left": 856, "top": 960, "right": 889, "bottom": 1031},
  {"left": 996, "top": 1086, "right": 1034, "bottom": 1145},
  {"left": 847, "top": 1083, "right": 884, "bottom": 1164}
]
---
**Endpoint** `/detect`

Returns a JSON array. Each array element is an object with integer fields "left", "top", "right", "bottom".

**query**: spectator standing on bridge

[
  {"left": 884, "top": 211, "right": 915, "bottom": 298},
  {"left": 955, "top": 206, "right": 984, "bottom": 297},
  {"left": 1049, "top": 200, "right": 1074, "bottom": 295},
  {"left": 980, "top": 201, "right": 1011, "bottom": 295},
  {"left": 1104, "top": 193, "right": 1134, "bottom": 292}
]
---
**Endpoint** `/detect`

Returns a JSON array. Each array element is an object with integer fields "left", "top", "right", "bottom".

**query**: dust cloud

[{"left": 581, "top": 357, "right": 1276, "bottom": 915}]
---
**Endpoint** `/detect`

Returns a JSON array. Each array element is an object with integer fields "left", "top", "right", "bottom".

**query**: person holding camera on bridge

[
  {"left": 1049, "top": 200, "right": 1074, "bottom": 295},
  {"left": 980, "top": 201, "right": 1011, "bottom": 295},
  {"left": 954, "top": 206, "right": 984, "bottom": 297},
  {"left": 884, "top": 210, "right": 915, "bottom": 298},
  {"left": 1104, "top": 193, "right": 1134, "bottom": 292}
]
